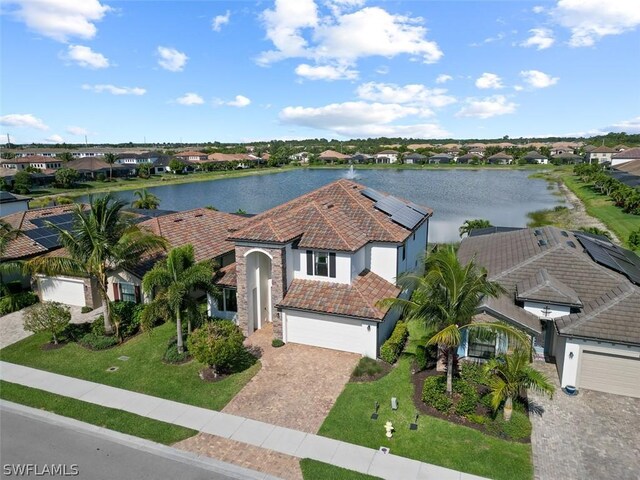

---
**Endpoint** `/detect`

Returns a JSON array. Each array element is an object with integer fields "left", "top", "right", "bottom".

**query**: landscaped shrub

[
  {"left": 110, "top": 301, "right": 143, "bottom": 339},
  {"left": 453, "top": 378, "right": 480, "bottom": 417},
  {"left": 23, "top": 302, "right": 71, "bottom": 345},
  {"left": 414, "top": 344, "right": 437, "bottom": 371},
  {"left": 352, "top": 357, "right": 384, "bottom": 378},
  {"left": 81, "top": 306, "right": 93, "bottom": 314},
  {"left": 466, "top": 413, "right": 490, "bottom": 425},
  {"left": 187, "top": 320, "right": 250, "bottom": 376},
  {"left": 380, "top": 321, "right": 409, "bottom": 364},
  {"left": 0, "top": 291, "right": 38, "bottom": 316},
  {"left": 271, "top": 338, "right": 284, "bottom": 348},
  {"left": 79, "top": 333, "right": 118, "bottom": 350},
  {"left": 489, "top": 411, "right": 532, "bottom": 440},
  {"left": 164, "top": 337, "right": 190, "bottom": 364},
  {"left": 460, "top": 362, "right": 488, "bottom": 386},
  {"left": 422, "top": 375, "right": 453, "bottom": 413},
  {"left": 91, "top": 315, "right": 106, "bottom": 335},
  {"left": 61, "top": 322, "right": 91, "bottom": 342}
]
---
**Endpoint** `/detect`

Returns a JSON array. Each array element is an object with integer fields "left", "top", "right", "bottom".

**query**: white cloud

[
  {"left": 280, "top": 100, "right": 448, "bottom": 138},
  {"left": 175, "top": 93, "right": 204, "bottom": 106},
  {"left": 64, "top": 44, "right": 110, "bottom": 68},
  {"left": 295, "top": 63, "right": 358, "bottom": 81},
  {"left": 532, "top": 6, "right": 546, "bottom": 14},
  {"left": 456, "top": 95, "right": 517, "bottom": 119},
  {"left": 551, "top": 0, "right": 640, "bottom": 47},
  {"left": 520, "top": 70, "right": 559, "bottom": 88},
  {"left": 227, "top": 95, "right": 251, "bottom": 107},
  {"left": 6, "top": 0, "right": 110, "bottom": 42},
  {"left": 513, "top": 85, "right": 524, "bottom": 91},
  {"left": 602, "top": 116, "right": 640, "bottom": 134},
  {"left": 0, "top": 113, "right": 49, "bottom": 130},
  {"left": 470, "top": 32, "right": 506, "bottom": 47},
  {"left": 375, "top": 65, "right": 389, "bottom": 75},
  {"left": 475, "top": 72, "right": 504, "bottom": 89},
  {"left": 82, "top": 84, "right": 146, "bottom": 95},
  {"left": 520, "top": 28, "right": 555, "bottom": 50},
  {"left": 258, "top": 1, "right": 442, "bottom": 76},
  {"left": 356, "top": 82, "right": 456, "bottom": 109},
  {"left": 435, "top": 74, "right": 452, "bottom": 84},
  {"left": 43, "top": 134, "right": 64, "bottom": 143},
  {"left": 157, "top": 46, "right": 188, "bottom": 72},
  {"left": 212, "top": 10, "right": 230, "bottom": 32},
  {"left": 66, "top": 126, "right": 88, "bottom": 135}
]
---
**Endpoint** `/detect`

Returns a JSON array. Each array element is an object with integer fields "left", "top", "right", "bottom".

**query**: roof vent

[
  {"left": 194, "top": 213, "right": 203, "bottom": 217},
  {"left": 326, "top": 203, "right": 334, "bottom": 209},
  {"left": 534, "top": 229, "right": 542, "bottom": 236},
  {"left": 566, "top": 241, "right": 576, "bottom": 248},
  {"left": 538, "top": 239, "right": 547, "bottom": 247},
  {"left": 173, "top": 218, "right": 183, "bottom": 223},
  {"left": 561, "top": 231, "right": 568, "bottom": 237}
]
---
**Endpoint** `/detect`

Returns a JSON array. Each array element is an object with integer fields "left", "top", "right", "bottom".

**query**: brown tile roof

[
  {"left": 229, "top": 179, "right": 432, "bottom": 251},
  {"left": 1, "top": 205, "right": 82, "bottom": 260},
  {"left": 612, "top": 147, "right": 640, "bottom": 160},
  {"left": 1, "top": 155, "right": 57, "bottom": 165},
  {"left": 488, "top": 151, "right": 513, "bottom": 159},
  {"left": 277, "top": 269, "right": 400, "bottom": 321},
  {"left": 139, "top": 208, "right": 245, "bottom": 263},
  {"left": 590, "top": 146, "right": 616, "bottom": 153},
  {"left": 459, "top": 226, "right": 640, "bottom": 344},
  {"left": 319, "top": 150, "right": 350, "bottom": 159},
  {"left": 478, "top": 295, "right": 541, "bottom": 333},
  {"left": 214, "top": 263, "right": 237, "bottom": 287},
  {"left": 65, "top": 157, "right": 124, "bottom": 171},
  {"left": 516, "top": 269, "right": 582, "bottom": 307},
  {"left": 614, "top": 159, "right": 640, "bottom": 175}
]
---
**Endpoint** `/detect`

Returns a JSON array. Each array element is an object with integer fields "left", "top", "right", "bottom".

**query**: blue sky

[{"left": 1, "top": 0, "right": 639, "bottom": 144}]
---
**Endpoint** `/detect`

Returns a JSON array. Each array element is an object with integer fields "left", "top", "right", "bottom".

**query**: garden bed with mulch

[{"left": 350, "top": 357, "right": 393, "bottom": 383}]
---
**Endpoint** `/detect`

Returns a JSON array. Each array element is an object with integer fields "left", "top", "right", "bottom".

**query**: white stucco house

[
  {"left": 458, "top": 227, "right": 640, "bottom": 398},
  {"left": 374, "top": 150, "right": 399, "bottom": 164}
]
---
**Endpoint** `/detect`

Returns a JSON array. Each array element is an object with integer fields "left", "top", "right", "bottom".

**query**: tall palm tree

[
  {"left": 459, "top": 219, "right": 492, "bottom": 238},
  {"left": 104, "top": 153, "right": 117, "bottom": 181},
  {"left": 142, "top": 245, "right": 216, "bottom": 354},
  {"left": 131, "top": 189, "right": 160, "bottom": 210},
  {"left": 380, "top": 245, "right": 529, "bottom": 395},
  {"left": 28, "top": 194, "right": 167, "bottom": 333},
  {"left": 484, "top": 350, "right": 555, "bottom": 421}
]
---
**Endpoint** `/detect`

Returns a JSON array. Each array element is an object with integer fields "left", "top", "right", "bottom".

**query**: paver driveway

[
  {"left": 530, "top": 361, "right": 640, "bottom": 480},
  {"left": 222, "top": 323, "right": 360, "bottom": 433}
]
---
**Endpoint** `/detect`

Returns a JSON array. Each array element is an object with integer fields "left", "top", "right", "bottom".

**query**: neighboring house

[
  {"left": 115, "top": 152, "right": 164, "bottom": 166},
  {"left": 224, "top": 179, "right": 432, "bottom": 357},
  {"left": 614, "top": 144, "right": 630, "bottom": 152},
  {"left": 551, "top": 152, "right": 583, "bottom": 164},
  {"left": 350, "top": 153, "right": 374, "bottom": 164},
  {"left": 610, "top": 159, "right": 640, "bottom": 188},
  {"left": 466, "top": 145, "right": 485, "bottom": 157},
  {"left": 428, "top": 153, "right": 453, "bottom": 164},
  {"left": 65, "top": 157, "right": 131, "bottom": 179},
  {"left": 175, "top": 151, "right": 208, "bottom": 162},
  {"left": 611, "top": 147, "right": 640, "bottom": 167},
  {"left": 374, "top": 150, "right": 399, "bottom": 164},
  {"left": 318, "top": 150, "right": 351, "bottom": 163},
  {"left": 586, "top": 146, "right": 616, "bottom": 164},
  {"left": 487, "top": 152, "right": 513, "bottom": 165},
  {"left": 207, "top": 153, "right": 260, "bottom": 169},
  {"left": 0, "top": 156, "right": 63, "bottom": 171},
  {"left": 458, "top": 226, "right": 640, "bottom": 398},
  {"left": 456, "top": 153, "right": 480, "bottom": 164},
  {"left": 404, "top": 153, "right": 426, "bottom": 164},
  {"left": 521, "top": 151, "right": 549, "bottom": 164},
  {"left": 0, "top": 191, "right": 31, "bottom": 216},
  {"left": 289, "top": 151, "right": 309, "bottom": 163}
]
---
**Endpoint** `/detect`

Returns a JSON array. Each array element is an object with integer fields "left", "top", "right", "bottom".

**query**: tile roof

[
  {"left": 319, "top": 150, "right": 350, "bottom": 159},
  {"left": 613, "top": 159, "right": 640, "bottom": 176},
  {"left": 459, "top": 226, "right": 640, "bottom": 345},
  {"left": 277, "top": 269, "right": 400, "bottom": 321},
  {"left": 590, "top": 146, "right": 616, "bottom": 153},
  {"left": 478, "top": 295, "right": 542, "bottom": 333},
  {"left": 612, "top": 147, "right": 640, "bottom": 160},
  {"left": 65, "top": 157, "right": 126, "bottom": 171},
  {"left": 214, "top": 263, "right": 237, "bottom": 287},
  {"left": 523, "top": 151, "right": 547, "bottom": 159},
  {"left": 488, "top": 151, "right": 513, "bottom": 159},
  {"left": 229, "top": 179, "right": 432, "bottom": 251}
]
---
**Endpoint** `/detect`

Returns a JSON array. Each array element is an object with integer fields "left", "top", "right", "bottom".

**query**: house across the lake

[{"left": 458, "top": 226, "right": 640, "bottom": 398}]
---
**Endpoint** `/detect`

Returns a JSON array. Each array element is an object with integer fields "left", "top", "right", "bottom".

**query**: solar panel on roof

[
  {"left": 361, "top": 187, "right": 428, "bottom": 230},
  {"left": 408, "top": 202, "right": 430, "bottom": 215},
  {"left": 577, "top": 236, "right": 640, "bottom": 285},
  {"left": 360, "top": 188, "right": 384, "bottom": 202}
]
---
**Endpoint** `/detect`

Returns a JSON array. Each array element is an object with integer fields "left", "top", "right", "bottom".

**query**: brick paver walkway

[
  {"left": 530, "top": 361, "right": 640, "bottom": 480},
  {"left": 223, "top": 323, "right": 360, "bottom": 433},
  {"left": 174, "top": 433, "right": 303, "bottom": 480}
]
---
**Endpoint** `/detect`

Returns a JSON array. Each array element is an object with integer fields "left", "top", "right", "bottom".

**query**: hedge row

[{"left": 380, "top": 321, "right": 408, "bottom": 364}]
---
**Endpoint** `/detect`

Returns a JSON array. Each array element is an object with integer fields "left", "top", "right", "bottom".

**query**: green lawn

[
  {"left": 561, "top": 172, "right": 640, "bottom": 249},
  {"left": 318, "top": 357, "right": 532, "bottom": 480},
  {"left": 0, "top": 381, "right": 196, "bottom": 445},
  {"left": 0, "top": 322, "right": 260, "bottom": 411},
  {"left": 300, "top": 459, "right": 381, "bottom": 480}
]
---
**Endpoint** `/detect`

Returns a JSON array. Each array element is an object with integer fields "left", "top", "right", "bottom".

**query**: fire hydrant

[{"left": 384, "top": 421, "right": 394, "bottom": 438}]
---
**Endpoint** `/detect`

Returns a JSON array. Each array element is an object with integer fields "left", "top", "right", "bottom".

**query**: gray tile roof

[{"left": 459, "top": 226, "right": 640, "bottom": 345}]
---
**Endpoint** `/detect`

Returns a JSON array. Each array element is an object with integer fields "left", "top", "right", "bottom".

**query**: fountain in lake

[{"left": 344, "top": 165, "right": 357, "bottom": 179}]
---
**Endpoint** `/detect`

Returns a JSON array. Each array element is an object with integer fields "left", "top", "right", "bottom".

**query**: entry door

[{"left": 544, "top": 320, "right": 555, "bottom": 358}]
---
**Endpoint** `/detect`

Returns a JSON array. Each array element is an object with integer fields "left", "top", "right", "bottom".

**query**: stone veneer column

[{"left": 234, "top": 245, "right": 287, "bottom": 340}]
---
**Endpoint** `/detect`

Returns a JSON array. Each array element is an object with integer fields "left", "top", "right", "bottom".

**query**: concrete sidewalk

[{"left": 0, "top": 361, "right": 488, "bottom": 480}]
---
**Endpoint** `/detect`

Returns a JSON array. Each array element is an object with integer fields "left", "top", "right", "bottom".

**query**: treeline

[{"left": 574, "top": 164, "right": 640, "bottom": 215}]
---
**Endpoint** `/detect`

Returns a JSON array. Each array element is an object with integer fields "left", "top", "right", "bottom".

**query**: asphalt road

[{"left": 0, "top": 408, "right": 256, "bottom": 480}]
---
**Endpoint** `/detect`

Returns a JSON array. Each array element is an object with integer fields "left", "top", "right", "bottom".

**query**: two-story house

[
  {"left": 210, "top": 179, "right": 432, "bottom": 357},
  {"left": 374, "top": 150, "right": 399, "bottom": 164},
  {"left": 586, "top": 146, "right": 616, "bottom": 164},
  {"left": 0, "top": 156, "right": 63, "bottom": 171}
]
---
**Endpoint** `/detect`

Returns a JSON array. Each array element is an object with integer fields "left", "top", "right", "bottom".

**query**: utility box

[{"left": 391, "top": 397, "right": 398, "bottom": 410}]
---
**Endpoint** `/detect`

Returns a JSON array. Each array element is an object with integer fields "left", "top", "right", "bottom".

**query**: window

[
  {"left": 467, "top": 331, "right": 496, "bottom": 359},
  {"left": 315, "top": 251, "right": 329, "bottom": 276},
  {"left": 119, "top": 283, "right": 137, "bottom": 303},
  {"left": 222, "top": 288, "right": 237, "bottom": 312},
  {"left": 306, "top": 250, "right": 336, "bottom": 278}
]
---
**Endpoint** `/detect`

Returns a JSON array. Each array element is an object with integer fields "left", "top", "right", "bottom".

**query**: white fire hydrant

[{"left": 384, "top": 421, "right": 394, "bottom": 438}]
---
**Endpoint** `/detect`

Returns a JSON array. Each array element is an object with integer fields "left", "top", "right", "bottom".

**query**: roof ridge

[
  {"left": 312, "top": 202, "right": 352, "bottom": 250},
  {"left": 338, "top": 181, "right": 401, "bottom": 239},
  {"left": 492, "top": 242, "right": 562, "bottom": 281},
  {"left": 559, "top": 283, "right": 635, "bottom": 331}
]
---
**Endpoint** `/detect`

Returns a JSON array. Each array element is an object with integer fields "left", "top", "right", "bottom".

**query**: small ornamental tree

[
  {"left": 459, "top": 219, "right": 492, "bottom": 238},
  {"left": 23, "top": 302, "right": 71, "bottom": 345},
  {"left": 629, "top": 228, "right": 640, "bottom": 250},
  {"left": 187, "top": 320, "right": 245, "bottom": 377},
  {"left": 55, "top": 167, "right": 80, "bottom": 188}
]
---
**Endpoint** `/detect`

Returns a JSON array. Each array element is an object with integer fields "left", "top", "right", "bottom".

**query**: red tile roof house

[
  {"left": 458, "top": 226, "right": 640, "bottom": 398},
  {"left": 221, "top": 179, "right": 432, "bottom": 357}
]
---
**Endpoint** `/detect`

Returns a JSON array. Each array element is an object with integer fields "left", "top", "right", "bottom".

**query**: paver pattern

[
  {"left": 174, "top": 433, "right": 302, "bottom": 480},
  {"left": 223, "top": 323, "right": 359, "bottom": 433},
  {"left": 530, "top": 361, "right": 640, "bottom": 480},
  {"left": 0, "top": 305, "right": 103, "bottom": 349}
]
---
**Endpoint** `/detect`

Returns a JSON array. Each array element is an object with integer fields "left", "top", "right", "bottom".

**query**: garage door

[
  {"left": 285, "top": 312, "right": 365, "bottom": 354},
  {"left": 578, "top": 350, "right": 640, "bottom": 398},
  {"left": 39, "top": 276, "right": 86, "bottom": 307}
]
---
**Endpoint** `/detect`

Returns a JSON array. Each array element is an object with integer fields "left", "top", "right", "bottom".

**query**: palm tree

[
  {"left": 380, "top": 245, "right": 529, "bottom": 395},
  {"left": 28, "top": 194, "right": 167, "bottom": 334},
  {"left": 459, "top": 219, "right": 492, "bottom": 238},
  {"left": 104, "top": 153, "right": 117, "bottom": 181},
  {"left": 142, "top": 245, "right": 216, "bottom": 354},
  {"left": 484, "top": 350, "right": 555, "bottom": 421},
  {"left": 131, "top": 189, "right": 160, "bottom": 210}
]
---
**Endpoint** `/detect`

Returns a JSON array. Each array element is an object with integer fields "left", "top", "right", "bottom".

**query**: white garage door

[
  {"left": 39, "top": 276, "right": 86, "bottom": 307},
  {"left": 285, "top": 311, "right": 365, "bottom": 355},
  {"left": 578, "top": 350, "right": 640, "bottom": 398}
]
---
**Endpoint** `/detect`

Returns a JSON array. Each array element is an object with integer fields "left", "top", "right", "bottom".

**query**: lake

[{"left": 80, "top": 168, "right": 561, "bottom": 243}]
